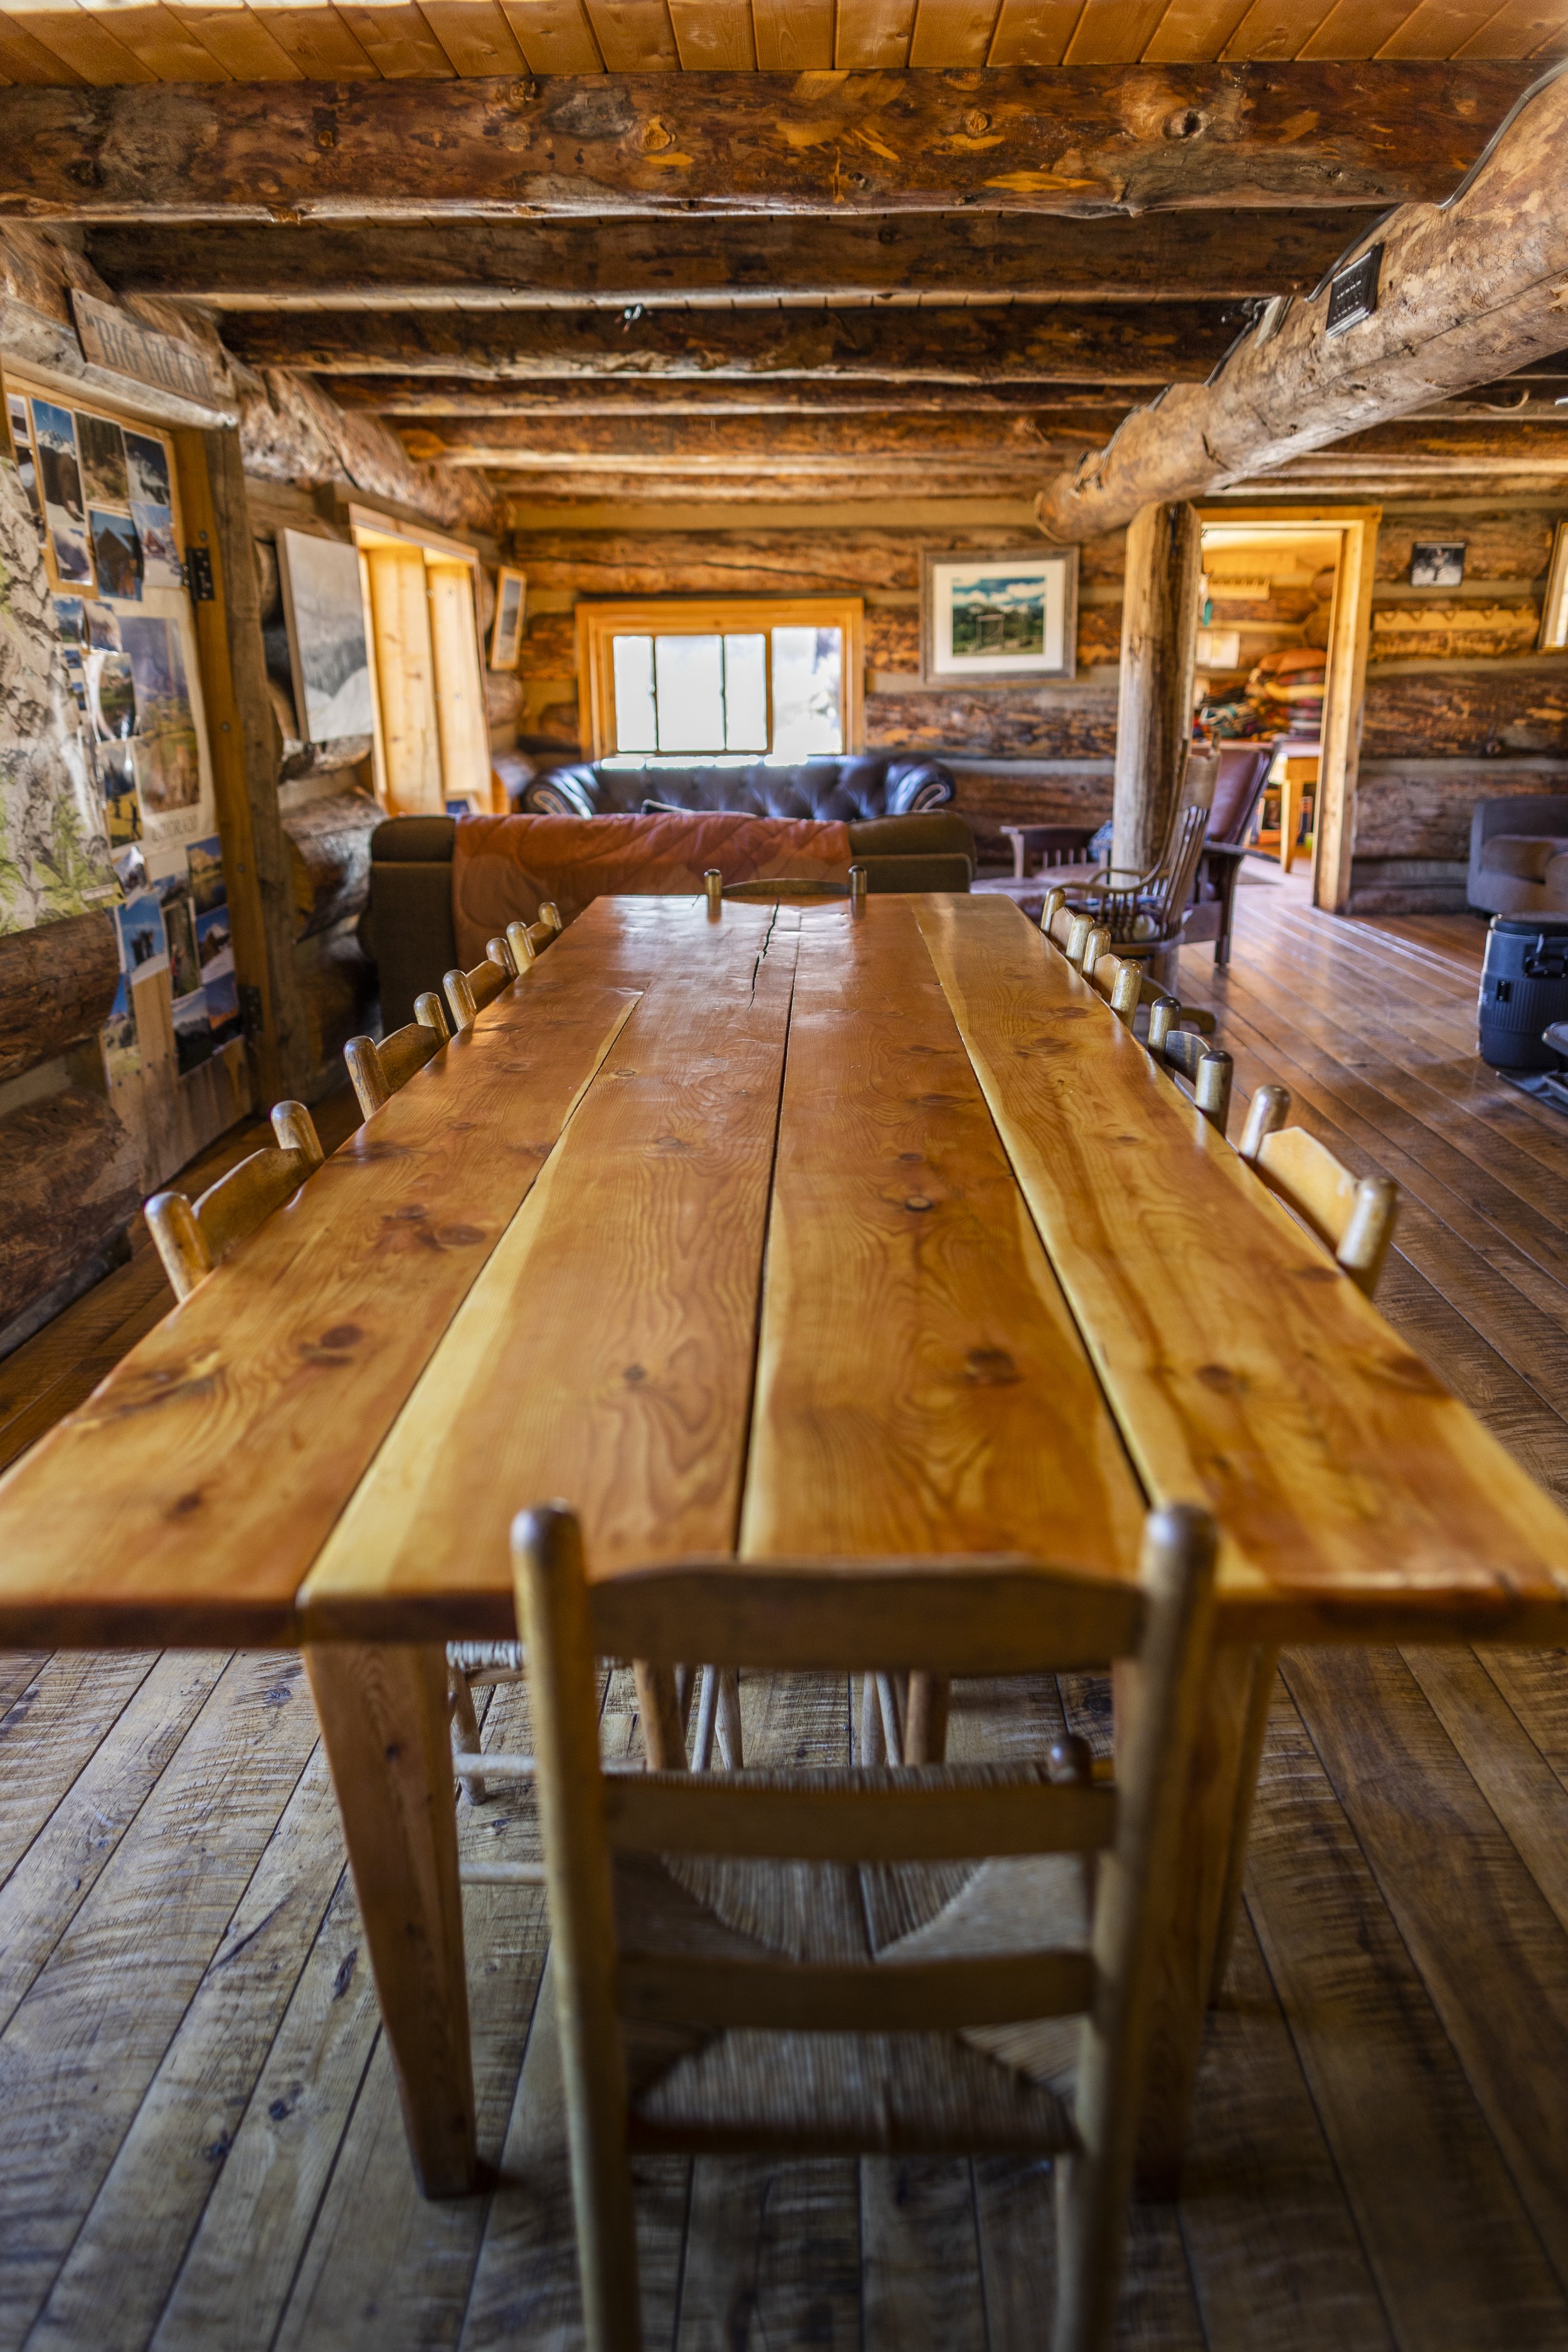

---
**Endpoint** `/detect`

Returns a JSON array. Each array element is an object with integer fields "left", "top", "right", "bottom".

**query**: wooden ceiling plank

[
  {"left": 499, "top": 466, "right": 1068, "bottom": 498},
  {"left": 750, "top": 0, "right": 834, "bottom": 65},
  {"left": 1221, "top": 0, "right": 1339, "bottom": 59},
  {"left": 247, "top": 0, "right": 379, "bottom": 74},
  {"left": 499, "top": 0, "right": 602, "bottom": 68},
  {"left": 1453, "top": 0, "right": 1567, "bottom": 55},
  {"left": 219, "top": 298, "right": 1249, "bottom": 379},
  {"left": 166, "top": 4, "right": 306, "bottom": 79},
  {"left": 1140, "top": 0, "right": 1254, "bottom": 60},
  {"left": 73, "top": 0, "right": 236, "bottom": 75},
  {"left": 908, "top": 0, "right": 1000, "bottom": 66},
  {"left": 1066, "top": 0, "right": 1169, "bottom": 63},
  {"left": 331, "top": 0, "right": 453, "bottom": 69},
  {"left": 0, "top": 0, "right": 160, "bottom": 82},
  {"left": 667, "top": 0, "right": 754, "bottom": 65},
  {"left": 336, "top": 372, "right": 1140, "bottom": 410},
  {"left": 0, "top": 66, "right": 1533, "bottom": 217},
  {"left": 578, "top": 0, "right": 677, "bottom": 65},
  {"left": 403, "top": 409, "right": 1101, "bottom": 456},
  {"left": 985, "top": 0, "right": 1080, "bottom": 65},
  {"left": 1375, "top": 0, "right": 1515, "bottom": 54},
  {"left": 0, "top": 9, "right": 88, "bottom": 75},
  {"left": 835, "top": 0, "right": 918, "bottom": 65},
  {"left": 1298, "top": 0, "right": 1426, "bottom": 58},
  {"left": 415, "top": 0, "right": 526, "bottom": 69}
]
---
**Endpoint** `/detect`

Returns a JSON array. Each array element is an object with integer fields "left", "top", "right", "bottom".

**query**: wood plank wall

[{"left": 509, "top": 495, "right": 1568, "bottom": 907}]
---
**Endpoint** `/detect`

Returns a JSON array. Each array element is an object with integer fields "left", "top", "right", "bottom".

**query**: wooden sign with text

[{"left": 70, "top": 290, "right": 218, "bottom": 410}]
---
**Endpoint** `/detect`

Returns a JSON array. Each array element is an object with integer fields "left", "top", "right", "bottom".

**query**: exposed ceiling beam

[
  {"left": 0, "top": 66, "right": 1534, "bottom": 222},
  {"left": 221, "top": 301, "right": 1247, "bottom": 381},
  {"left": 400, "top": 413, "right": 1120, "bottom": 464},
  {"left": 88, "top": 208, "right": 1387, "bottom": 309},
  {"left": 499, "top": 471, "right": 1062, "bottom": 506},
  {"left": 1036, "top": 66, "right": 1568, "bottom": 541},
  {"left": 332, "top": 377, "right": 1140, "bottom": 415}
]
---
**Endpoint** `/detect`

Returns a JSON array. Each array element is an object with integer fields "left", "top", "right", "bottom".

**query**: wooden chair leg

[
  {"left": 1117, "top": 1639, "right": 1257, "bottom": 2199},
  {"left": 304, "top": 1642, "right": 478, "bottom": 2197},
  {"left": 714, "top": 1666, "right": 743, "bottom": 1769},
  {"left": 876, "top": 1671, "right": 906, "bottom": 1766},
  {"left": 1208, "top": 1645, "right": 1280, "bottom": 2004},
  {"left": 904, "top": 1671, "right": 951, "bottom": 1764},
  {"left": 449, "top": 1668, "right": 489, "bottom": 1804},
  {"left": 859, "top": 1672, "right": 886, "bottom": 1765},
  {"left": 634, "top": 1661, "right": 688, "bottom": 1769},
  {"left": 691, "top": 1664, "right": 720, "bottom": 1769}
]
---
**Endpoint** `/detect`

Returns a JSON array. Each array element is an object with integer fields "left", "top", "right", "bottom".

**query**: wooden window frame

[
  {"left": 1195, "top": 504, "right": 1381, "bottom": 916},
  {"left": 575, "top": 596, "right": 866, "bottom": 762}
]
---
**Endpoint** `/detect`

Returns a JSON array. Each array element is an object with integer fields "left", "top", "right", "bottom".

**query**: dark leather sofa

[
  {"left": 364, "top": 810, "right": 976, "bottom": 1030},
  {"left": 522, "top": 753, "right": 955, "bottom": 821}
]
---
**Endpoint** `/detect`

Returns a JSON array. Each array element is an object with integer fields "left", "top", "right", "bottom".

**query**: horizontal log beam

[
  {"left": 403, "top": 411, "right": 1115, "bottom": 463},
  {"left": 0, "top": 68, "right": 1532, "bottom": 223},
  {"left": 1036, "top": 68, "right": 1568, "bottom": 539},
  {"left": 0, "top": 910, "right": 120, "bottom": 1084},
  {"left": 499, "top": 470, "right": 1070, "bottom": 502},
  {"left": 504, "top": 527, "right": 1127, "bottom": 593},
  {"left": 88, "top": 208, "right": 1386, "bottom": 308},
  {"left": 336, "top": 377, "right": 1139, "bottom": 415},
  {"left": 223, "top": 302, "right": 1245, "bottom": 382}
]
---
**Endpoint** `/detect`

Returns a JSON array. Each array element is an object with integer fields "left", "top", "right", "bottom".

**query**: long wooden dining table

[{"left": 1, "top": 889, "right": 1565, "bottom": 2205}]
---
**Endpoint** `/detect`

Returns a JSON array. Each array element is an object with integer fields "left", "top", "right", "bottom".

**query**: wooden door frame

[{"left": 1195, "top": 504, "right": 1381, "bottom": 915}]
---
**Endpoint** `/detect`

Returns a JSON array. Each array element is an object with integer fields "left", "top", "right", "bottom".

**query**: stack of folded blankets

[{"left": 1244, "top": 645, "right": 1326, "bottom": 735}]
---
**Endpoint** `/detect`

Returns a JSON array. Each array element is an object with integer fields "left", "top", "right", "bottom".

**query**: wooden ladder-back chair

[
  {"left": 505, "top": 901, "right": 563, "bottom": 972},
  {"left": 703, "top": 865, "right": 869, "bottom": 909},
  {"left": 1044, "top": 891, "right": 1216, "bottom": 1042},
  {"left": 1140, "top": 997, "right": 1234, "bottom": 1135},
  {"left": 1085, "top": 802, "right": 1210, "bottom": 959},
  {"left": 144, "top": 1102, "right": 324, "bottom": 1303},
  {"left": 344, "top": 992, "right": 450, "bottom": 1121},
  {"left": 444, "top": 935, "right": 518, "bottom": 1034},
  {"left": 518, "top": 1498, "right": 1219, "bottom": 2352},
  {"left": 1238, "top": 1086, "right": 1400, "bottom": 1297}
]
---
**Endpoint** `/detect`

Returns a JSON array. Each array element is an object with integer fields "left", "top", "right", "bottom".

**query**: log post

[
  {"left": 193, "top": 424, "right": 313, "bottom": 1099},
  {"left": 1112, "top": 502, "right": 1201, "bottom": 876}
]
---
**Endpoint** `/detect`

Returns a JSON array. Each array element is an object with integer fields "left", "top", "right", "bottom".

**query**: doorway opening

[{"left": 1192, "top": 506, "right": 1380, "bottom": 913}]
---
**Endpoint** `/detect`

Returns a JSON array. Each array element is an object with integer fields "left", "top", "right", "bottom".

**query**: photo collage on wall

[{"left": 14, "top": 390, "right": 238, "bottom": 1083}]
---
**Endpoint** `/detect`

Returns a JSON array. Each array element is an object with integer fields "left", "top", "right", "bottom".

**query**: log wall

[{"left": 510, "top": 494, "right": 1568, "bottom": 903}]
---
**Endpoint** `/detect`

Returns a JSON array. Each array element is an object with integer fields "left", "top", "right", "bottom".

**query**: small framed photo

[
  {"left": 489, "top": 564, "right": 526, "bottom": 670},
  {"left": 921, "top": 546, "right": 1078, "bottom": 685},
  {"left": 1410, "top": 541, "right": 1466, "bottom": 588},
  {"left": 1541, "top": 521, "right": 1568, "bottom": 652}
]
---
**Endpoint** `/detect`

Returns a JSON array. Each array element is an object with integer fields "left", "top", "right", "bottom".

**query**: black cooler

[{"left": 1478, "top": 915, "right": 1568, "bottom": 1070}]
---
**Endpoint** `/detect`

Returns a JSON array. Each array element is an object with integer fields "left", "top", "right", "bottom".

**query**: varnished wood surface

[
  {"left": 9, "top": 885, "right": 1568, "bottom": 2343},
  {"left": 921, "top": 893, "right": 1568, "bottom": 1639},
  {"left": 0, "top": 923, "right": 643, "bottom": 1644}
]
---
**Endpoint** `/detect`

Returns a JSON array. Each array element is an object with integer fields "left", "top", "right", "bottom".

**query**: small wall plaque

[
  {"left": 71, "top": 290, "right": 219, "bottom": 409},
  {"left": 1325, "top": 246, "right": 1382, "bottom": 338},
  {"left": 1410, "top": 541, "right": 1466, "bottom": 588}
]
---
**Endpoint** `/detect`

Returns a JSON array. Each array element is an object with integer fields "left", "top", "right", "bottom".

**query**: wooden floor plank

[
  {"left": 0, "top": 1651, "right": 162, "bottom": 1881},
  {"left": 23, "top": 1741, "right": 349, "bottom": 2352},
  {"left": 1401, "top": 1646, "right": 1568, "bottom": 1941},
  {"left": 0, "top": 1651, "right": 321, "bottom": 2346},
  {"left": 1244, "top": 1675, "right": 1568, "bottom": 2351},
  {"left": 1285, "top": 1646, "right": 1568, "bottom": 2294},
  {"left": 0, "top": 1650, "right": 229, "bottom": 2036}
]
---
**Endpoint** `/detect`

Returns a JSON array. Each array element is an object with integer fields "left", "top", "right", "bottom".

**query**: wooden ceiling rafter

[{"left": 0, "top": 65, "right": 1539, "bottom": 217}]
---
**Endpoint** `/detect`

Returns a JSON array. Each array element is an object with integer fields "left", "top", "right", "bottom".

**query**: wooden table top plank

[
  {"left": 297, "top": 899, "right": 800, "bottom": 1641},
  {"left": 918, "top": 896, "right": 1568, "bottom": 1641},
  {"left": 0, "top": 940, "right": 644, "bottom": 1647},
  {"left": 739, "top": 898, "right": 1146, "bottom": 1574}
]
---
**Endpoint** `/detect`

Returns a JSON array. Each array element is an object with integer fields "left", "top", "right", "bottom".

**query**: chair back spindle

[
  {"left": 1237, "top": 1083, "right": 1399, "bottom": 1296},
  {"left": 145, "top": 1100, "right": 325, "bottom": 1302},
  {"left": 344, "top": 992, "right": 448, "bottom": 1120}
]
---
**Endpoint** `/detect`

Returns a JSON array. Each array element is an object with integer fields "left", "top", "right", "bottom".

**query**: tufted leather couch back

[{"left": 521, "top": 754, "right": 955, "bottom": 822}]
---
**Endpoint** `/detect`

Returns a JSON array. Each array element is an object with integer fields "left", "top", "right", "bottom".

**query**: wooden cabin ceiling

[{"left": 0, "top": 0, "right": 1557, "bottom": 85}]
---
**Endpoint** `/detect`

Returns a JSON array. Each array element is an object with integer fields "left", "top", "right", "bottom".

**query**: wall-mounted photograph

[
  {"left": 1409, "top": 541, "right": 1466, "bottom": 587},
  {"left": 921, "top": 546, "right": 1078, "bottom": 684},
  {"left": 278, "top": 529, "right": 375, "bottom": 743},
  {"left": 489, "top": 564, "right": 527, "bottom": 670}
]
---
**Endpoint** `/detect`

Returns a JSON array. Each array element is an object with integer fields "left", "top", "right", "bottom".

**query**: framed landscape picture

[
  {"left": 277, "top": 528, "right": 374, "bottom": 744},
  {"left": 921, "top": 546, "right": 1078, "bottom": 685},
  {"left": 489, "top": 564, "right": 526, "bottom": 671}
]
